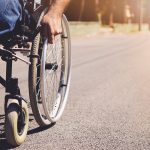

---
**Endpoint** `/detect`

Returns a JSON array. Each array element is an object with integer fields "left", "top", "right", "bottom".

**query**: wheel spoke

[{"left": 36, "top": 77, "right": 40, "bottom": 86}]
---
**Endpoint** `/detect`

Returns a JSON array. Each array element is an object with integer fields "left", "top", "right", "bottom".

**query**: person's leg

[{"left": 0, "top": 0, "right": 22, "bottom": 35}]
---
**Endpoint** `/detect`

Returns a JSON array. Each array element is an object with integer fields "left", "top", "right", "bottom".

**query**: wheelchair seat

[{"left": 0, "top": 5, "right": 45, "bottom": 49}]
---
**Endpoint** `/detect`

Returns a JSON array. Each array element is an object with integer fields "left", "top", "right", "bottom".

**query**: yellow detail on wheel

[{"left": 5, "top": 100, "right": 29, "bottom": 146}]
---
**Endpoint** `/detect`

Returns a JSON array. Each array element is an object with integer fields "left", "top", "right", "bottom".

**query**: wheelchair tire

[
  {"left": 29, "top": 15, "right": 71, "bottom": 125},
  {"left": 29, "top": 32, "right": 51, "bottom": 126},
  {"left": 5, "top": 100, "right": 29, "bottom": 146},
  {"left": 40, "top": 15, "right": 71, "bottom": 123}
]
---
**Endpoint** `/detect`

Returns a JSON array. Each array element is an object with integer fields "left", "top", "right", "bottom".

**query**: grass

[
  {"left": 69, "top": 22, "right": 102, "bottom": 37},
  {"left": 69, "top": 22, "right": 150, "bottom": 37},
  {"left": 114, "top": 23, "right": 150, "bottom": 33}
]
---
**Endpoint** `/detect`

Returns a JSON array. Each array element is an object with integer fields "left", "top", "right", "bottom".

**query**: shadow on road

[
  {"left": 0, "top": 114, "right": 55, "bottom": 149},
  {"left": 0, "top": 114, "right": 13, "bottom": 150},
  {"left": 28, "top": 123, "right": 55, "bottom": 135}
]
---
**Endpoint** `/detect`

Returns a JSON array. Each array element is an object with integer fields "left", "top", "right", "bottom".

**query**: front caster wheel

[{"left": 5, "top": 100, "right": 29, "bottom": 146}]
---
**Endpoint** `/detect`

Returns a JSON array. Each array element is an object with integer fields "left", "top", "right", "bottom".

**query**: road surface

[{"left": 1, "top": 33, "right": 150, "bottom": 150}]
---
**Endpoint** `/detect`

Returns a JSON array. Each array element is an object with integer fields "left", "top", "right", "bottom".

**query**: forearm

[
  {"left": 42, "top": 0, "right": 70, "bottom": 43},
  {"left": 47, "top": 0, "right": 70, "bottom": 15}
]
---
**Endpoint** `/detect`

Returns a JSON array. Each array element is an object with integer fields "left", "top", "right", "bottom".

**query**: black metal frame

[
  {"left": 0, "top": 0, "right": 46, "bottom": 114},
  {"left": 0, "top": 45, "right": 27, "bottom": 113}
]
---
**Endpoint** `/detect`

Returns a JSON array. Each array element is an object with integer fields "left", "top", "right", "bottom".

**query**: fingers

[
  {"left": 41, "top": 15, "right": 62, "bottom": 44},
  {"left": 41, "top": 23, "right": 54, "bottom": 44},
  {"left": 47, "top": 22, "right": 55, "bottom": 44},
  {"left": 48, "top": 30, "right": 55, "bottom": 44},
  {"left": 47, "top": 24, "right": 61, "bottom": 44}
]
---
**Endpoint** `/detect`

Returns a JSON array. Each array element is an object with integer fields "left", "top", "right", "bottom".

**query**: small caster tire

[{"left": 5, "top": 100, "right": 29, "bottom": 146}]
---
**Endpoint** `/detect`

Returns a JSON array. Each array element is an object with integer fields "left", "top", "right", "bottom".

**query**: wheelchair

[{"left": 0, "top": 0, "right": 71, "bottom": 146}]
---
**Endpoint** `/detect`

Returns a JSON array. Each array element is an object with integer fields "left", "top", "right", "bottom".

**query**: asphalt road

[{"left": 1, "top": 33, "right": 150, "bottom": 150}]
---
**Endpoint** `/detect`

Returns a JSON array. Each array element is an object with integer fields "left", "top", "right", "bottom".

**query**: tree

[
  {"left": 95, "top": 0, "right": 103, "bottom": 26},
  {"left": 79, "top": 0, "right": 85, "bottom": 21}
]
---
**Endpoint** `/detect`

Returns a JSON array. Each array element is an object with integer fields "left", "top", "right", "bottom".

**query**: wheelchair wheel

[
  {"left": 5, "top": 100, "right": 29, "bottom": 146},
  {"left": 29, "top": 15, "right": 71, "bottom": 125},
  {"left": 41, "top": 15, "right": 71, "bottom": 123},
  {"left": 29, "top": 32, "right": 51, "bottom": 126}
]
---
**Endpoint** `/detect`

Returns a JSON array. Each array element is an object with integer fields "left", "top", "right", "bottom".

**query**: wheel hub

[{"left": 45, "top": 63, "right": 58, "bottom": 71}]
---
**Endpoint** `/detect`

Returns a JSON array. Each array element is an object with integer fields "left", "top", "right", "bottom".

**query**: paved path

[{"left": 1, "top": 33, "right": 150, "bottom": 150}]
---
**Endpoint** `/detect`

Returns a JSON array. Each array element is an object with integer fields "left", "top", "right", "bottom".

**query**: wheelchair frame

[
  {"left": 0, "top": 0, "right": 71, "bottom": 146},
  {"left": 0, "top": 0, "right": 44, "bottom": 120}
]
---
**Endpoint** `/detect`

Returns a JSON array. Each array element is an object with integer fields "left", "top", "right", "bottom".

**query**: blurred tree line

[{"left": 65, "top": 0, "right": 150, "bottom": 26}]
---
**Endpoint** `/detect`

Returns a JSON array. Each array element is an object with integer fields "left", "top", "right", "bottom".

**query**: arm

[{"left": 41, "top": 0, "right": 70, "bottom": 43}]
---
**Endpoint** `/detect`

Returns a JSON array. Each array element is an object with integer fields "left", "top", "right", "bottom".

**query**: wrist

[
  {"left": 47, "top": 4, "right": 63, "bottom": 16},
  {"left": 47, "top": 0, "right": 70, "bottom": 16}
]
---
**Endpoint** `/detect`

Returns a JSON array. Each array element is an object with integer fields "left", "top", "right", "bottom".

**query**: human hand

[{"left": 41, "top": 11, "right": 62, "bottom": 43}]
